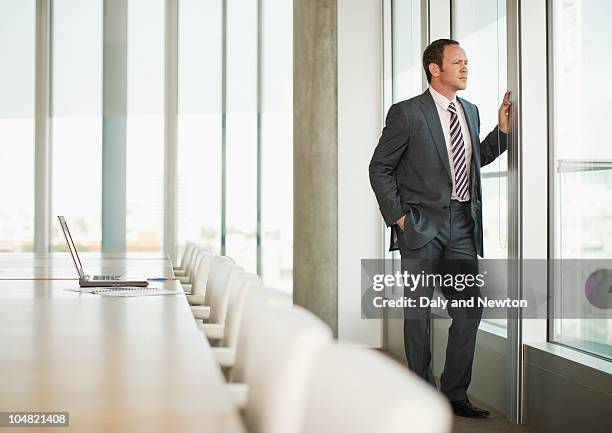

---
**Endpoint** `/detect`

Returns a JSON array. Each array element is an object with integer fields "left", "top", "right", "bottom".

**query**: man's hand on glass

[{"left": 498, "top": 90, "right": 512, "bottom": 134}]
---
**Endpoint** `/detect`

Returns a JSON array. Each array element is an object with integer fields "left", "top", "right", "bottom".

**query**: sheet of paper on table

[{"left": 65, "top": 286, "right": 183, "bottom": 297}]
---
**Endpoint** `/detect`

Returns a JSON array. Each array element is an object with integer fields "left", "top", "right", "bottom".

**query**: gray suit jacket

[{"left": 369, "top": 89, "right": 508, "bottom": 257}]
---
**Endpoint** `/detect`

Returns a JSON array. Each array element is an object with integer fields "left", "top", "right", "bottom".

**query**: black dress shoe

[{"left": 450, "top": 399, "right": 491, "bottom": 418}]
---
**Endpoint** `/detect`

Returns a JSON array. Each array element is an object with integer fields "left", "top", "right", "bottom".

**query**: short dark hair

[{"left": 422, "top": 39, "right": 460, "bottom": 84}]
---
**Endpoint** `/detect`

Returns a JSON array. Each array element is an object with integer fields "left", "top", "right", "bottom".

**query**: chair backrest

[
  {"left": 183, "top": 245, "right": 201, "bottom": 278},
  {"left": 230, "top": 286, "right": 293, "bottom": 383},
  {"left": 206, "top": 262, "right": 244, "bottom": 324},
  {"left": 221, "top": 273, "right": 262, "bottom": 349},
  {"left": 189, "top": 250, "right": 214, "bottom": 296},
  {"left": 234, "top": 302, "right": 333, "bottom": 433},
  {"left": 203, "top": 255, "right": 235, "bottom": 306},
  {"left": 177, "top": 241, "right": 194, "bottom": 269},
  {"left": 189, "top": 247, "right": 203, "bottom": 273},
  {"left": 301, "top": 346, "right": 452, "bottom": 433},
  {"left": 229, "top": 285, "right": 292, "bottom": 380},
  {"left": 209, "top": 270, "right": 261, "bottom": 330}
]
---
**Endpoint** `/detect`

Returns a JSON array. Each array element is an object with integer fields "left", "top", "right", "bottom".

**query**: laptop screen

[{"left": 57, "top": 216, "right": 85, "bottom": 279}]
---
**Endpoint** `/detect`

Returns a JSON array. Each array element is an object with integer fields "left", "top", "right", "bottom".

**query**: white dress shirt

[{"left": 428, "top": 86, "right": 472, "bottom": 202}]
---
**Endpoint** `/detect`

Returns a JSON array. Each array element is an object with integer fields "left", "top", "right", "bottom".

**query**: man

[{"left": 369, "top": 39, "right": 511, "bottom": 418}]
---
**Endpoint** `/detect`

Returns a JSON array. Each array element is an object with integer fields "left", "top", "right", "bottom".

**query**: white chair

[
  {"left": 174, "top": 242, "right": 197, "bottom": 276},
  {"left": 173, "top": 241, "right": 194, "bottom": 271},
  {"left": 228, "top": 302, "right": 333, "bottom": 433},
  {"left": 301, "top": 346, "right": 453, "bottom": 433},
  {"left": 183, "top": 251, "right": 214, "bottom": 303},
  {"left": 211, "top": 285, "right": 291, "bottom": 369},
  {"left": 199, "top": 270, "right": 262, "bottom": 341},
  {"left": 191, "top": 257, "right": 240, "bottom": 321},
  {"left": 177, "top": 247, "right": 207, "bottom": 285}
]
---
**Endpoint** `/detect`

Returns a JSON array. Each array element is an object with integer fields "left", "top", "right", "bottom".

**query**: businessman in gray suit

[{"left": 369, "top": 39, "right": 511, "bottom": 418}]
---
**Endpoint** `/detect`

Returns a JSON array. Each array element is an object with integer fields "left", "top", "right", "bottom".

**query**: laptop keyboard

[{"left": 92, "top": 275, "right": 121, "bottom": 280}]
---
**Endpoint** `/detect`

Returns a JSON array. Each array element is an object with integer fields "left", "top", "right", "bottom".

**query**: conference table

[{"left": 0, "top": 252, "right": 246, "bottom": 433}]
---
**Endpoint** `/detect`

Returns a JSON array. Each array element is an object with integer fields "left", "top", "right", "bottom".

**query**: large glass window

[
  {"left": 225, "top": 0, "right": 258, "bottom": 272},
  {"left": 387, "top": 0, "right": 423, "bottom": 268},
  {"left": 261, "top": 0, "right": 293, "bottom": 291},
  {"left": 177, "top": 0, "right": 222, "bottom": 255},
  {"left": 392, "top": 0, "right": 423, "bottom": 103},
  {"left": 551, "top": 0, "right": 612, "bottom": 359},
  {"left": 1, "top": 0, "right": 294, "bottom": 291},
  {"left": 0, "top": 0, "right": 35, "bottom": 252},
  {"left": 452, "top": 0, "right": 508, "bottom": 260},
  {"left": 176, "top": 0, "right": 293, "bottom": 287},
  {"left": 126, "top": 0, "right": 164, "bottom": 251},
  {"left": 51, "top": 0, "right": 103, "bottom": 252},
  {"left": 453, "top": 0, "right": 508, "bottom": 330},
  {"left": 390, "top": 0, "right": 508, "bottom": 305}
]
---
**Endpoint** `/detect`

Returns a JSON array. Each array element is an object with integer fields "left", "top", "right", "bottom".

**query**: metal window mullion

[
  {"left": 381, "top": 0, "right": 393, "bottom": 352},
  {"left": 220, "top": 0, "right": 227, "bottom": 256},
  {"left": 421, "top": 0, "right": 430, "bottom": 90},
  {"left": 34, "top": 0, "right": 51, "bottom": 254},
  {"left": 164, "top": 0, "right": 179, "bottom": 262},
  {"left": 382, "top": 0, "right": 392, "bottom": 261},
  {"left": 256, "top": 0, "right": 262, "bottom": 276},
  {"left": 449, "top": 0, "right": 453, "bottom": 40},
  {"left": 506, "top": 0, "right": 523, "bottom": 424},
  {"left": 546, "top": 0, "right": 556, "bottom": 352}
]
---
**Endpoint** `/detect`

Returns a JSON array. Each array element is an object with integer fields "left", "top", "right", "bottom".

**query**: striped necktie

[{"left": 448, "top": 101, "right": 469, "bottom": 201}]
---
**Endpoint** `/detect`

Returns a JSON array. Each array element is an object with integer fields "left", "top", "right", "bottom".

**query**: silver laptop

[{"left": 58, "top": 216, "right": 149, "bottom": 287}]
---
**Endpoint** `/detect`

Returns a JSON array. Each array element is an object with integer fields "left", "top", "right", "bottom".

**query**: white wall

[{"left": 337, "top": 0, "right": 383, "bottom": 347}]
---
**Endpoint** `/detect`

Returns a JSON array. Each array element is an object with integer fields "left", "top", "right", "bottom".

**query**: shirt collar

[{"left": 428, "top": 86, "right": 459, "bottom": 111}]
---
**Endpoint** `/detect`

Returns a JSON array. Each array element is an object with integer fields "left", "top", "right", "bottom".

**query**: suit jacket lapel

[{"left": 419, "top": 90, "right": 452, "bottom": 180}]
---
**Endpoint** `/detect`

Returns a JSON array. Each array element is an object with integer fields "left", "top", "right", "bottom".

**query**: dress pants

[{"left": 398, "top": 199, "right": 482, "bottom": 402}]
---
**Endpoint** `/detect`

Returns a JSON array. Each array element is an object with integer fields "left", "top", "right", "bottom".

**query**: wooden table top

[{"left": 0, "top": 254, "right": 245, "bottom": 433}]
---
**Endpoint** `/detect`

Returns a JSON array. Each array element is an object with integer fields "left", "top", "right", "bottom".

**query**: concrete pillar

[
  {"left": 164, "top": 0, "right": 179, "bottom": 263},
  {"left": 293, "top": 0, "right": 338, "bottom": 335},
  {"left": 34, "top": 0, "right": 51, "bottom": 254}
]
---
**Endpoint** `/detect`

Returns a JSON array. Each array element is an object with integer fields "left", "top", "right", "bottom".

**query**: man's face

[{"left": 430, "top": 44, "right": 468, "bottom": 91}]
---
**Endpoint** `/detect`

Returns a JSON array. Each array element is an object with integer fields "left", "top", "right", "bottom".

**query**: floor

[{"left": 379, "top": 350, "right": 538, "bottom": 433}]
